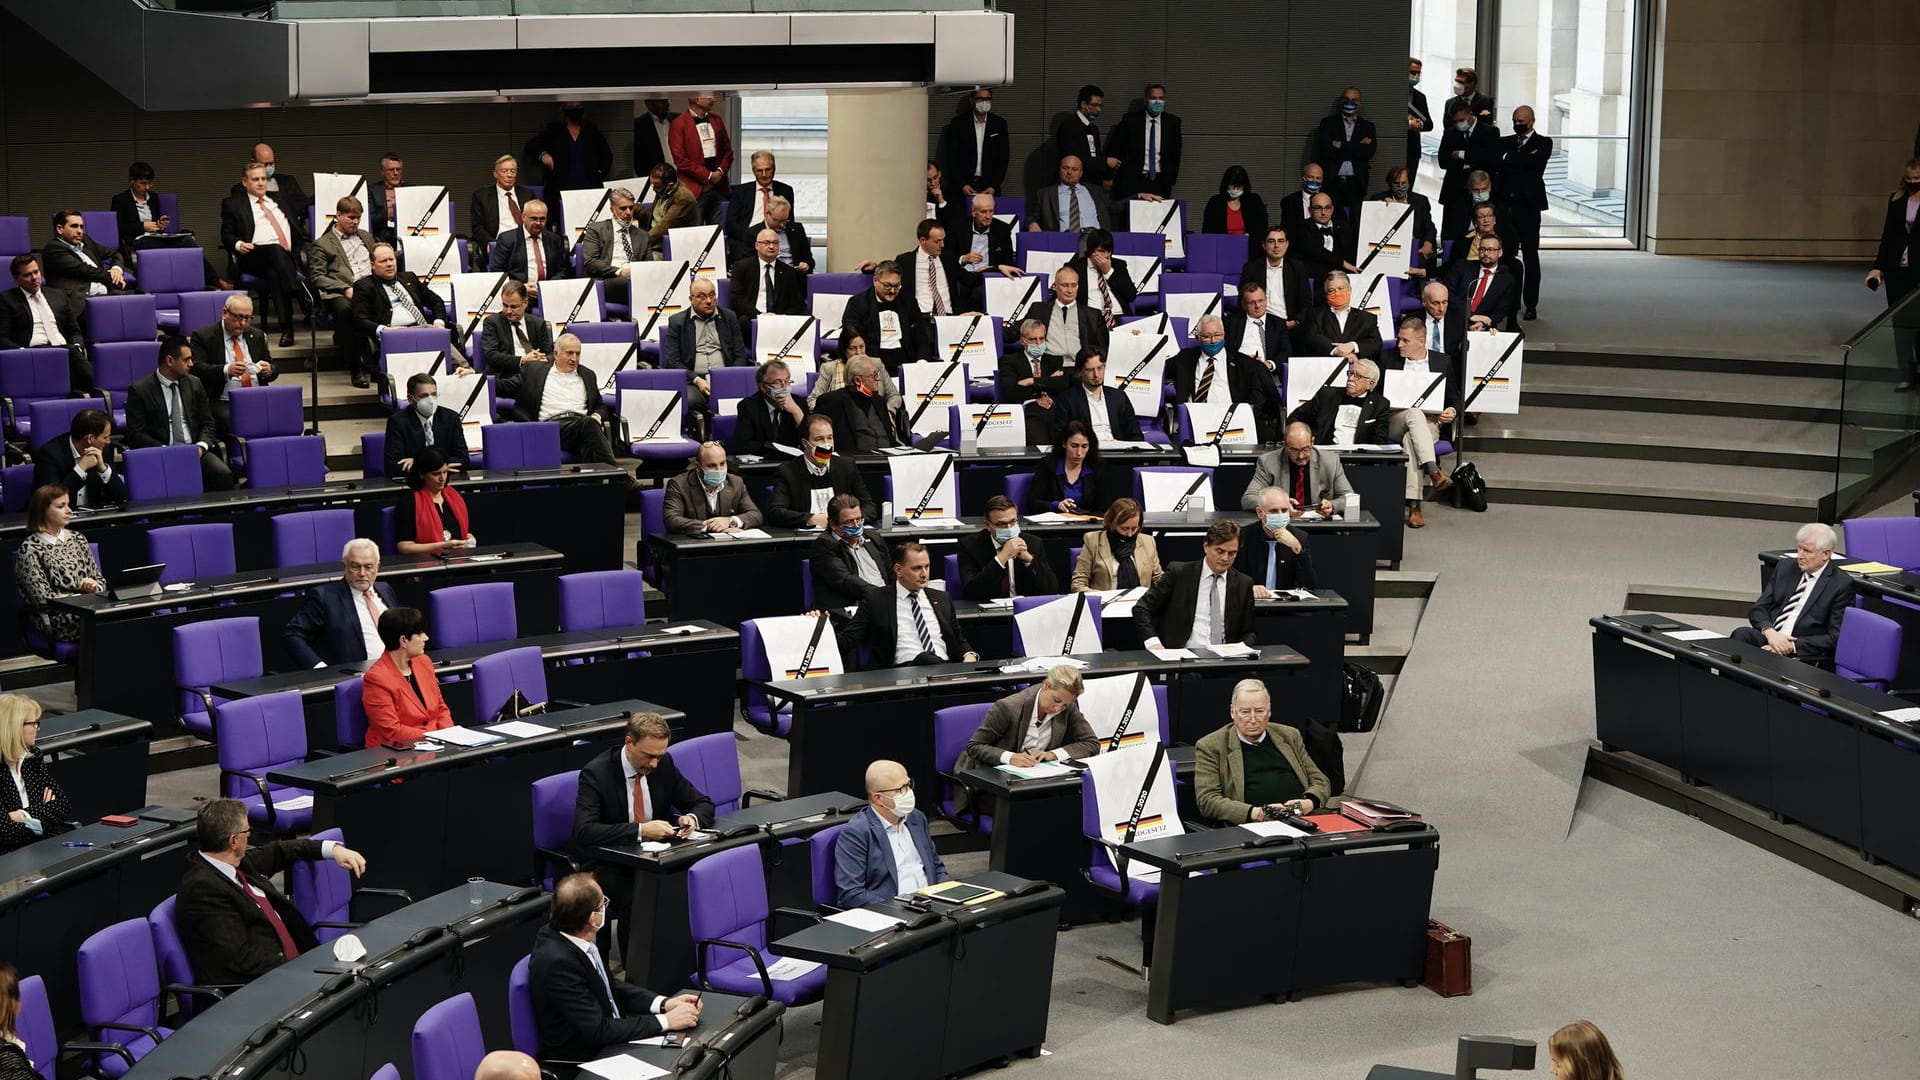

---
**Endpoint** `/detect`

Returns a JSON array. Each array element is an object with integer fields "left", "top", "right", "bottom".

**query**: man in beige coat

[{"left": 1194, "top": 678, "right": 1329, "bottom": 825}]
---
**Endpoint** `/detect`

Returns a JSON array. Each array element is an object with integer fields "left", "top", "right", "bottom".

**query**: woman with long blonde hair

[{"left": 0, "top": 695, "right": 72, "bottom": 854}]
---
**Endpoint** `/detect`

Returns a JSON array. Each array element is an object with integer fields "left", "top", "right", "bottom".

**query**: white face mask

[
  {"left": 414, "top": 395, "right": 436, "bottom": 418},
  {"left": 889, "top": 788, "right": 916, "bottom": 816},
  {"left": 974, "top": 100, "right": 992, "bottom": 116}
]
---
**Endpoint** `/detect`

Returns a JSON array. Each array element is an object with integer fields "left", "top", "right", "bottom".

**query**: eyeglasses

[{"left": 877, "top": 780, "right": 914, "bottom": 795}]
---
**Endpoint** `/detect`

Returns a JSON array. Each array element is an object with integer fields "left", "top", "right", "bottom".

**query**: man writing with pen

[{"left": 572, "top": 712, "right": 716, "bottom": 956}]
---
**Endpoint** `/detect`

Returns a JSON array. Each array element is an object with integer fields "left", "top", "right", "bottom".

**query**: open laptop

[{"left": 110, "top": 563, "right": 166, "bottom": 601}]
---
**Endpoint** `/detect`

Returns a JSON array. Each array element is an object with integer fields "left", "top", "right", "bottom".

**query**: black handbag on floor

[
  {"left": 1340, "top": 662, "right": 1385, "bottom": 733},
  {"left": 1298, "top": 716, "right": 1346, "bottom": 796},
  {"left": 1449, "top": 461, "right": 1488, "bottom": 512}
]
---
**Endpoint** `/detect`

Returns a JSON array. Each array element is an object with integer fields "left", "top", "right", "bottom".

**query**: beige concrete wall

[
  {"left": 825, "top": 90, "right": 929, "bottom": 272},
  {"left": 1646, "top": 0, "right": 1920, "bottom": 257}
]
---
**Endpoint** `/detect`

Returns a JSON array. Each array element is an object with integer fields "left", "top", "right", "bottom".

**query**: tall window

[{"left": 739, "top": 93, "right": 830, "bottom": 263}]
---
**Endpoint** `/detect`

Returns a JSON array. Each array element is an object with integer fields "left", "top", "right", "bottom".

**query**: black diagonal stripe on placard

[
  {"left": 639, "top": 389, "right": 684, "bottom": 442},
  {"left": 1104, "top": 673, "right": 1150, "bottom": 752},
  {"left": 571, "top": 189, "right": 614, "bottom": 254},
  {"left": 908, "top": 454, "right": 955, "bottom": 519},
  {"left": 1354, "top": 203, "right": 1415, "bottom": 275},
  {"left": 409, "top": 187, "right": 449, "bottom": 237},
  {"left": 1171, "top": 470, "right": 1209, "bottom": 512},
  {"left": 906, "top": 360, "right": 962, "bottom": 432}
]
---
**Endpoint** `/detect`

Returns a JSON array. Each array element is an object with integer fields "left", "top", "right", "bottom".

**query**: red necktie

[
  {"left": 531, "top": 233, "right": 546, "bottom": 279},
  {"left": 363, "top": 588, "right": 381, "bottom": 623},
  {"left": 631, "top": 775, "right": 650, "bottom": 823},
  {"left": 257, "top": 197, "right": 290, "bottom": 251},
  {"left": 238, "top": 870, "right": 300, "bottom": 959},
  {"left": 1292, "top": 461, "right": 1307, "bottom": 506},
  {"left": 1470, "top": 269, "right": 1491, "bottom": 312},
  {"left": 232, "top": 336, "right": 251, "bottom": 387},
  {"left": 506, "top": 192, "right": 523, "bottom": 227},
  {"left": 760, "top": 185, "right": 772, "bottom": 222}
]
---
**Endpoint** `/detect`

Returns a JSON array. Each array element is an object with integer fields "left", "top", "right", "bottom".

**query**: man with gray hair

[
  {"left": 1193, "top": 678, "right": 1329, "bottom": 826},
  {"left": 1288, "top": 354, "right": 1392, "bottom": 447},
  {"left": 1731, "top": 523, "right": 1854, "bottom": 667},
  {"left": 1297, "top": 270, "right": 1383, "bottom": 361},
  {"left": 957, "top": 193, "right": 1021, "bottom": 278},
  {"left": 514, "top": 331, "right": 618, "bottom": 465},
  {"left": 814, "top": 355, "right": 906, "bottom": 453},
  {"left": 282, "top": 538, "right": 399, "bottom": 668},
  {"left": 663, "top": 276, "right": 751, "bottom": 413},
  {"left": 579, "top": 186, "right": 650, "bottom": 304},
  {"left": 1171, "top": 312, "right": 1281, "bottom": 440},
  {"left": 761, "top": 196, "right": 815, "bottom": 272},
  {"left": 726, "top": 149, "right": 795, "bottom": 259}
]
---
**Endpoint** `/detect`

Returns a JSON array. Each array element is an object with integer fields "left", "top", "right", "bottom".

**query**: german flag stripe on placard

[
  {"left": 784, "top": 666, "right": 831, "bottom": 678},
  {"left": 1113, "top": 814, "right": 1164, "bottom": 836}
]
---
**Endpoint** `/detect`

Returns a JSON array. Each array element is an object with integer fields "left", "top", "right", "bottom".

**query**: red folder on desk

[{"left": 1304, "top": 813, "right": 1368, "bottom": 834}]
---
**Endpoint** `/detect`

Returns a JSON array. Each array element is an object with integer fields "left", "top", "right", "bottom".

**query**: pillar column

[{"left": 825, "top": 88, "right": 928, "bottom": 272}]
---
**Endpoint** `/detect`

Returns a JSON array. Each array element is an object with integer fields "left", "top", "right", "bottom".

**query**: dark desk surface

[
  {"left": 654, "top": 513, "right": 1380, "bottom": 554},
  {"left": 265, "top": 699, "right": 668, "bottom": 794},
  {"left": 37, "top": 709, "right": 149, "bottom": 752},
  {"left": 1121, "top": 818, "right": 1441, "bottom": 874},
  {"left": 754, "top": 646, "right": 1308, "bottom": 705},
  {"left": 951, "top": 589, "right": 1348, "bottom": 622},
  {"left": 565, "top": 991, "right": 784, "bottom": 1080},
  {"left": 771, "top": 871, "right": 1061, "bottom": 972},
  {"left": 591, "top": 791, "right": 864, "bottom": 874},
  {"left": 0, "top": 806, "right": 195, "bottom": 909}
]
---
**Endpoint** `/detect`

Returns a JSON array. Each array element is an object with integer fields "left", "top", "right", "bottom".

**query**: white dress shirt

[
  {"left": 1192, "top": 355, "right": 1225, "bottom": 404},
  {"left": 1239, "top": 317, "right": 1271, "bottom": 366},
  {"left": 999, "top": 696, "right": 1074, "bottom": 764},
  {"left": 913, "top": 250, "right": 951, "bottom": 316},
  {"left": 198, "top": 842, "right": 336, "bottom": 895},
  {"left": 65, "top": 438, "right": 115, "bottom": 509},
  {"left": 341, "top": 232, "right": 372, "bottom": 281},
  {"left": 494, "top": 186, "right": 521, "bottom": 238},
  {"left": 1775, "top": 562, "right": 1827, "bottom": 635},
  {"left": 54, "top": 241, "right": 107, "bottom": 296},
  {"left": 220, "top": 332, "right": 264, "bottom": 399},
  {"left": 249, "top": 197, "right": 291, "bottom": 248},
  {"left": 24, "top": 290, "right": 63, "bottom": 347},
  {"left": 349, "top": 583, "right": 385, "bottom": 663},
  {"left": 1082, "top": 385, "right": 1113, "bottom": 439},
  {"left": 7, "top": 763, "right": 35, "bottom": 833},
  {"left": 892, "top": 585, "right": 946, "bottom": 664},
  {"left": 972, "top": 118, "right": 989, "bottom": 175},
  {"left": 1263, "top": 261, "right": 1289, "bottom": 319},
  {"left": 878, "top": 809, "right": 930, "bottom": 895},
  {"left": 1184, "top": 569, "right": 1229, "bottom": 650},
  {"left": 538, "top": 369, "right": 588, "bottom": 420},
  {"left": 619, "top": 752, "right": 654, "bottom": 839}
]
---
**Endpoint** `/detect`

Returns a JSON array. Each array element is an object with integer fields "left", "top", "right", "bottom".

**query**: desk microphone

[
  {"left": 402, "top": 926, "right": 447, "bottom": 950},
  {"left": 494, "top": 886, "right": 543, "bottom": 908},
  {"left": 1690, "top": 643, "right": 1743, "bottom": 665}
]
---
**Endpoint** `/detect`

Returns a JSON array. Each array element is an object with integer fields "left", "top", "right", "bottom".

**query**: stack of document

[
  {"left": 1840, "top": 561, "right": 1903, "bottom": 574},
  {"left": 708, "top": 528, "right": 773, "bottom": 540},
  {"left": 424, "top": 726, "right": 504, "bottom": 748},
  {"left": 1203, "top": 642, "right": 1259, "bottom": 659},
  {"left": 906, "top": 517, "right": 967, "bottom": 528},
  {"left": 995, "top": 760, "right": 1076, "bottom": 780},
  {"left": 1023, "top": 512, "right": 1098, "bottom": 524},
  {"left": 998, "top": 655, "right": 1088, "bottom": 674},
  {"left": 1241, "top": 819, "right": 1307, "bottom": 839},
  {"left": 1147, "top": 646, "right": 1196, "bottom": 660}
]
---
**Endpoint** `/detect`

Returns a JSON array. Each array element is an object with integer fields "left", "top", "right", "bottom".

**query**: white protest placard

[
  {"left": 666, "top": 225, "right": 725, "bottom": 278},
  {"left": 629, "top": 260, "right": 692, "bottom": 339},
  {"left": 1083, "top": 743, "right": 1182, "bottom": 877},
  {"left": 889, "top": 453, "right": 960, "bottom": 520},
  {"left": 1163, "top": 291, "right": 1223, "bottom": 330},
  {"left": 1462, "top": 330, "right": 1523, "bottom": 414},
  {"left": 1128, "top": 200, "right": 1186, "bottom": 259},
  {"left": 450, "top": 272, "right": 509, "bottom": 334},
  {"left": 812, "top": 292, "right": 853, "bottom": 338},
  {"left": 579, "top": 339, "right": 643, "bottom": 390},
  {"left": 1078, "top": 672, "right": 1163, "bottom": 751},
  {"left": 1381, "top": 368, "right": 1450, "bottom": 413},
  {"left": 1357, "top": 200, "right": 1417, "bottom": 280},
  {"left": 933, "top": 314, "right": 996, "bottom": 367},
  {"left": 439, "top": 370, "right": 494, "bottom": 455},
  {"left": 382, "top": 348, "right": 456, "bottom": 401},
  {"left": 537, "top": 277, "right": 602, "bottom": 329},
  {"left": 1115, "top": 254, "right": 1162, "bottom": 294},
  {"left": 1182, "top": 402, "right": 1259, "bottom": 447},
  {"left": 1138, "top": 469, "right": 1212, "bottom": 513},
  {"left": 754, "top": 613, "right": 846, "bottom": 681},
  {"left": 1350, "top": 271, "right": 1397, "bottom": 327},
  {"left": 395, "top": 185, "right": 454, "bottom": 238},
  {"left": 753, "top": 315, "right": 818, "bottom": 374},
  {"left": 985, "top": 276, "right": 1045, "bottom": 324},
  {"left": 400, "top": 234, "right": 461, "bottom": 307},
  {"left": 1106, "top": 326, "right": 1174, "bottom": 417},
  {"left": 1013, "top": 593, "right": 1103, "bottom": 656},
  {"left": 899, "top": 361, "right": 968, "bottom": 440},
  {"left": 619, "top": 388, "right": 685, "bottom": 444},
  {"left": 559, "top": 187, "right": 616, "bottom": 248},
  {"left": 1285, "top": 355, "right": 1349, "bottom": 415},
  {"left": 955, "top": 403, "right": 1024, "bottom": 450},
  {"left": 1023, "top": 249, "right": 1071, "bottom": 280},
  {"left": 313, "top": 173, "right": 365, "bottom": 229}
]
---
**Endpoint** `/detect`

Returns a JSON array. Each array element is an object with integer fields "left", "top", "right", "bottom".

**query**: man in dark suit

[
  {"left": 1314, "top": 88, "right": 1379, "bottom": 208},
  {"left": 840, "top": 541, "right": 977, "bottom": 669},
  {"left": 226, "top": 143, "right": 310, "bottom": 223},
  {"left": 306, "top": 197, "right": 382, "bottom": 387},
  {"left": 1169, "top": 315, "right": 1281, "bottom": 442},
  {"left": 1289, "top": 356, "right": 1393, "bottom": 447},
  {"left": 515, "top": 332, "right": 618, "bottom": 465},
  {"left": 999, "top": 318, "right": 1070, "bottom": 407},
  {"left": 32, "top": 407, "right": 126, "bottom": 508},
  {"left": 1066, "top": 231, "right": 1137, "bottom": 329},
  {"left": 481, "top": 281, "right": 553, "bottom": 399},
  {"left": 770, "top": 416, "right": 879, "bottom": 529},
  {"left": 734, "top": 359, "right": 805, "bottom": 456},
  {"left": 467, "top": 155, "right": 537, "bottom": 258},
  {"left": 955, "top": 195, "right": 1021, "bottom": 280},
  {"left": 366, "top": 153, "right": 406, "bottom": 245},
  {"left": 579, "top": 186, "right": 650, "bottom": 307},
  {"left": 1239, "top": 227, "right": 1311, "bottom": 332},
  {"left": 1440, "top": 234, "right": 1520, "bottom": 331},
  {"left": 1372, "top": 167, "right": 1441, "bottom": 267},
  {"left": 1054, "top": 85, "right": 1112, "bottom": 189},
  {"left": 126, "top": 335, "right": 235, "bottom": 491},
  {"left": 1296, "top": 273, "right": 1384, "bottom": 361},
  {"left": 522, "top": 101, "right": 613, "bottom": 207},
  {"left": 1408, "top": 58, "right": 1433, "bottom": 178},
  {"left": 1437, "top": 104, "right": 1502, "bottom": 242},
  {"left": 840, "top": 262, "right": 922, "bottom": 370},
  {"left": 936, "top": 88, "right": 1011, "bottom": 205},
  {"left": 1134, "top": 519, "right": 1258, "bottom": 651},
  {"left": 0, "top": 254, "right": 93, "bottom": 391},
  {"left": 1237, "top": 489, "right": 1316, "bottom": 592},
  {"left": 1028, "top": 156, "right": 1111, "bottom": 234},
  {"left": 281, "top": 538, "right": 401, "bottom": 668},
  {"left": 1731, "top": 524, "right": 1856, "bottom": 668},
  {"left": 177, "top": 799, "right": 367, "bottom": 986},
  {"left": 350, "top": 242, "right": 469, "bottom": 392},
  {"left": 834, "top": 758, "right": 951, "bottom": 908},
  {"left": 571, "top": 712, "right": 716, "bottom": 949},
  {"left": 728, "top": 229, "right": 807, "bottom": 320},
  {"left": 40, "top": 211, "right": 133, "bottom": 309},
  {"left": 1108, "top": 84, "right": 1182, "bottom": 203},
  {"left": 1052, "top": 350, "right": 1143, "bottom": 441},
  {"left": 724, "top": 152, "right": 797, "bottom": 261},
  {"left": 220, "top": 162, "right": 306, "bottom": 344},
  {"left": 809, "top": 493, "right": 893, "bottom": 610},
  {"left": 489, "top": 200, "right": 570, "bottom": 290},
  {"left": 1287, "top": 193, "right": 1359, "bottom": 279},
  {"left": 1382, "top": 314, "right": 1462, "bottom": 527},
  {"left": 896, "top": 219, "right": 983, "bottom": 334},
  {"left": 662, "top": 278, "right": 752, "bottom": 414},
  {"left": 633, "top": 99, "right": 679, "bottom": 182},
  {"left": 1023, "top": 266, "right": 1107, "bottom": 362},
  {"left": 1497, "top": 105, "right": 1551, "bottom": 320},
  {"left": 662, "top": 442, "right": 763, "bottom": 536},
  {"left": 760, "top": 198, "right": 815, "bottom": 273},
  {"left": 187, "top": 294, "right": 277, "bottom": 437},
  {"left": 385, "top": 372, "right": 473, "bottom": 479},
  {"left": 1276, "top": 165, "right": 1331, "bottom": 231},
  {"left": 530, "top": 873, "right": 701, "bottom": 1063},
  {"left": 814, "top": 356, "right": 906, "bottom": 454},
  {"left": 1418, "top": 279, "right": 1467, "bottom": 362},
  {"left": 1224, "top": 282, "right": 1291, "bottom": 377},
  {"left": 957, "top": 496, "right": 1059, "bottom": 601}
]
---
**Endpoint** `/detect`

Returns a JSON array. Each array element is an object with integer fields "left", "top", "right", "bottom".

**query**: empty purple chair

[
  {"left": 361, "top": 431, "right": 388, "bottom": 479},
  {"left": 1161, "top": 271, "right": 1225, "bottom": 302},
  {"left": 411, "top": 992, "right": 485, "bottom": 1080},
  {"left": 134, "top": 249, "right": 207, "bottom": 331},
  {"left": 75, "top": 918, "right": 174, "bottom": 1077},
  {"left": 26, "top": 398, "right": 96, "bottom": 452},
  {"left": 1023, "top": 232, "right": 1081, "bottom": 262},
  {"left": 1005, "top": 472, "right": 1035, "bottom": 514},
  {"left": 506, "top": 956, "right": 540, "bottom": 1058},
  {"left": 932, "top": 703, "right": 992, "bottom": 834},
  {"left": 214, "top": 692, "right": 313, "bottom": 832},
  {"left": 81, "top": 212, "right": 122, "bottom": 259},
  {"left": 427, "top": 581, "right": 517, "bottom": 648},
  {"left": 172, "top": 616, "right": 262, "bottom": 737},
  {"left": 147, "top": 896, "right": 229, "bottom": 1022},
  {"left": 739, "top": 619, "right": 795, "bottom": 737},
  {"left": 244, "top": 435, "right": 328, "bottom": 488},
  {"left": 0, "top": 349, "right": 71, "bottom": 442},
  {"left": 94, "top": 340, "right": 157, "bottom": 429},
  {"left": 1835, "top": 607, "right": 1902, "bottom": 692},
  {"left": 179, "top": 290, "right": 244, "bottom": 337},
  {"left": 1186, "top": 232, "right": 1252, "bottom": 277},
  {"left": 1843, "top": 516, "right": 1920, "bottom": 571},
  {"left": 0, "top": 464, "right": 31, "bottom": 515},
  {"left": 807, "top": 823, "right": 847, "bottom": 907},
  {"left": 480, "top": 421, "right": 564, "bottom": 470},
  {"left": 471, "top": 646, "right": 547, "bottom": 722},
  {"left": 271, "top": 508, "right": 356, "bottom": 568},
  {"left": 687, "top": 845, "right": 827, "bottom": 1004},
  {"left": 557, "top": 569, "right": 646, "bottom": 632},
  {"left": 124, "top": 445, "right": 204, "bottom": 502},
  {"left": 290, "top": 827, "right": 413, "bottom": 943},
  {"left": 1079, "top": 750, "right": 1166, "bottom": 915},
  {"left": 17, "top": 974, "right": 58, "bottom": 1080},
  {"left": 0, "top": 217, "right": 28, "bottom": 257},
  {"left": 82, "top": 294, "right": 157, "bottom": 344},
  {"left": 229, "top": 384, "right": 305, "bottom": 440},
  {"left": 531, "top": 771, "right": 581, "bottom": 888},
  {"left": 148, "top": 522, "right": 235, "bottom": 583},
  {"left": 672, "top": 731, "right": 776, "bottom": 816},
  {"left": 335, "top": 678, "right": 369, "bottom": 750},
  {"left": 379, "top": 326, "right": 454, "bottom": 387}
]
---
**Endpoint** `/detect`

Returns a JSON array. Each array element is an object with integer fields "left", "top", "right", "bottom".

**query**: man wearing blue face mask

[
  {"left": 958, "top": 495, "right": 1059, "bottom": 601},
  {"left": 1279, "top": 164, "right": 1332, "bottom": 231},
  {"left": 1171, "top": 314, "right": 1282, "bottom": 442},
  {"left": 1315, "top": 87, "right": 1377, "bottom": 209},
  {"left": 734, "top": 359, "right": 805, "bottom": 456},
  {"left": 808, "top": 493, "right": 894, "bottom": 612},
  {"left": 1109, "top": 83, "right": 1182, "bottom": 203},
  {"left": 1438, "top": 104, "right": 1501, "bottom": 242},
  {"left": 1236, "top": 487, "right": 1316, "bottom": 593},
  {"left": 661, "top": 441, "right": 762, "bottom": 537}
]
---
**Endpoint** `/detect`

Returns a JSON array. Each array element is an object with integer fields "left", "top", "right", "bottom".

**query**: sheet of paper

[
  {"left": 272, "top": 795, "right": 315, "bottom": 812},
  {"left": 1877, "top": 707, "right": 1920, "bottom": 723},
  {"left": 1182, "top": 443, "right": 1222, "bottom": 467},
  {"left": 658, "top": 625, "right": 703, "bottom": 635},
  {"left": 764, "top": 956, "right": 825, "bottom": 981},
  {"left": 733, "top": 453, "right": 765, "bottom": 465},
  {"left": 877, "top": 446, "right": 922, "bottom": 456},
  {"left": 579, "top": 1053, "right": 669, "bottom": 1080},
  {"left": 1205, "top": 643, "right": 1259, "bottom": 659},
  {"left": 1295, "top": 510, "right": 1326, "bottom": 522},
  {"left": 1022, "top": 512, "right": 1094, "bottom": 525},
  {"left": 629, "top": 1036, "right": 676, "bottom": 1047},
  {"left": 712, "top": 528, "right": 773, "bottom": 539},
  {"left": 1283, "top": 588, "right": 1318, "bottom": 601},
  {"left": 424, "top": 726, "right": 505, "bottom": 747},
  {"left": 906, "top": 517, "right": 966, "bottom": 528},
  {"left": 1148, "top": 647, "right": 1197, "bottom": 660},
  {"left": 1241, "top": 820, "right": 1308, "bottom": 839},
  {"left": 978, "top": 597, "right": 1016, "bottom": 609},
  {"left": 1103, "top": 440, "right": 1159, "bottom": 450},
  {"left": 639, "top": 841, "right": 671, "bottom": 853},
  {"left": 488, "top": 720, "right": 557, "bottom": 739},
  {"left": 1663, "top": 629, "right": 1724, "bottom": 642},
  {"left": 996, "top": 760, "right": 1076, "bottom": 780},
  {"left": 825, "top": 908, "right": 906, "bottom": 932},
  {"left": 1840, "top": 561, "right": 1903, "bottom": 574},
  {"left": 769, "top": 443, "right": 803, "bottom": 457}
]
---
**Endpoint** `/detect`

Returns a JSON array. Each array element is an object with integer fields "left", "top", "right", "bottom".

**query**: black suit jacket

[
  {"left": 572, "top": 744, "right": 716, "bottom": 856},
  {"left": 728, "top": 256, "right": 807, "bottom": 319},
  {"left": 1051, "top": 383, "right": 1142, "bottom": 442},
  {"left": 1497, "top": 133, "right": 1552, "bottom": 211},
  {"left": 1132, "top": 560, "right": 1257, "bottom": 648},
  {"left": 111, "top": 189, "right": 168, "bottom": 249},
  {"left": 177, "top": 840, "right": 325, "bottom": 985},
  {"left": 1237, "top": 258, "right": 1312, "bottom": 323},
  {"left": 768, "top": 455, "right": 877, "bottom": 529},
  {"left": 488, "top": 228, "right": 572, "bottom": 284},
  {"left": 514, "top": 362, "right": 607, "bottom": 423},
  {"left": 467, "top": 184, "right": 537, "bottom": 246},
  {"left": 1065, "top": 255, "right": 1138, "bottom": 320},
  {"left": 936, "top": 112, "right": 1011, "bottom": 200},
  {"left": 813, "top": 387, "right": 905, "bottom": 453},
  {"left": 634, "top": 111, "right": 680, "bottom": 179},
  {"left": 840, "top": 289, "right": 924, "bottom": 367},
  {"left": 529, "top": 924, "right": 665, "bottom": 1062},
  {"left": 188, "top": 323, "right": 278, "bottom": 403},
  {"left": 954, "top": 218, "right": 1018, "bottom": 276},
  {"left": 366, "top": 183, "right": 405, "bottom": 244},
  {"left": 348, "top": 272, "right": 450, "bottom": 334},
  {"left": 32, "top": 436, "right": 128, "bottom": 506},
  {"left": 808, "top": 532, "right": 895, "bottom": 611},
  {"left": 0, "top": 287, "right": 84, "bottom": 351},
  {"left": 1286, "top": 219, "right": 1357, "bottom": 277},
  {"left": 997, "top": 350, "right": 1068, "bottom": 405},
  {"left": 384, "top": 405, "right": 472, "bottom": 478},
  {"left": 1223, "top": 310, "right": 1291, "bottom": 370},
  {"left": 895, "top": 248, "right": 983, "bottom": 322},
  {"left": 40, "top": 238, "right": 129, "bottom": 307},
  {"left": 842, "top": 583, "right": 971, "bottom": 670},
  {"left": 482, "top": 314, "right": 556, "bottom": 377},
  {"left": 1054, "top": 113, "right": 1108, "bottom": 183},
  {"left": 281, "top": 580, "right": 400, "bottom": 669},
  {"left": 1313, "top": 114, "right": 1380, "bottom": 192},
  {"left": 1748, "top": 562, "right": 1856, "bottom": 664},
  {"left": 219, "top": 191, "right": 307, "bottom": 256},
  {"left": 1276, "top": 189, "right": 1324, "bottom": 232},
  {"left": 1107, "top": 110, "right": 1182, "bottom": 200},
  {"left": 957, "top": 529, "right": 1058, "bottom": 601},
  {"left": 1027, "top": 450, "right": 1109, "bottom": 515},
  {"left": 1235, "top": 528, "right": 1316, "bottom": 590},
  {"left": 1874, "top": 194, "right": 1920, "bottom": 274},
  {"left": 0, "top": 753, "right": 73, "bottom": 853},
  {"left": 1168, "top": 347, "right": 1281, "bottom": 441},
  {"left": 1441, "top": 261, "right": 1520, "bottom": 326},
  {"left": 125, "top": 371, "right": 217, "bottom": 449},
  {"left": 1288, "top": 386, "right": 1394, "bottom": 446},
  {"left": 1437, "top": 122, "right": 1502, "bottom": 206},
  {"left": 732, "top": 394, "right": 802, "bottom": 457},
  {"left": 724, "top": 178, "right": 797, "bottom": 258},
  {"left": 523, "top": 120, "right": 613, "bottom": 204},
  {"left": 1295, "top": 306, "right": 1383, "bottom": 361}
]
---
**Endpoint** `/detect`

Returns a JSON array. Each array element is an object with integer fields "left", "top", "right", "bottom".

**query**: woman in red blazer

[{"left": 361, "top": 606, "right": 455, "bottom": 748}]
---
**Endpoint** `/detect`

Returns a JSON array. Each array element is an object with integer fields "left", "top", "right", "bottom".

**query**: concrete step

[
  {"left": 1522, "top": 362, "right": 1845, "bottom": 422},
  {"left": 1461, "top": 406, "right": 1841, "bottom": 471},
  {"left": 1462, "top": 450, "right": 1832, "bottom": 520},
  {"left": 1528, "top": 344, "right": 1843, "bottom": 378}
]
